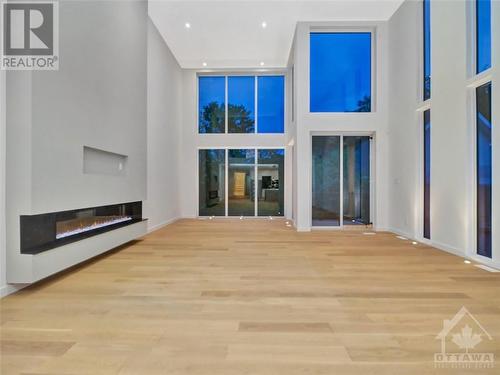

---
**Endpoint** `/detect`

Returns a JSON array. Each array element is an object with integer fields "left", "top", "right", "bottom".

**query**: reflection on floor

[{"left": 2, "top": 219, "right": 500, "bottom": 374}]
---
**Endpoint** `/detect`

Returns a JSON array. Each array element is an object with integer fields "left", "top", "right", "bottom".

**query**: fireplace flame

[{"left": 56, "top": 216, "right": 133, "bottom": 240}]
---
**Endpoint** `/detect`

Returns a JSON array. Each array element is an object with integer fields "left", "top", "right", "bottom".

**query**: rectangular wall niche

[
  {"left": 83, "top": 146, "right": 128, "bottom": 176},
  {"left": 20, "top": 202, "right": 143, "bottom": 254}
]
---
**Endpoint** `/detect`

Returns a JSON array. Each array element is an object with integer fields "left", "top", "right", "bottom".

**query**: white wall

[
  {"left": 493, "top": 0, "right": 500, "bottom": 268},
  {"left": 1, "top": 71, "right": 6, "bottom": 296},
  {"left": 387, "top": 0, "right": 421, "bottom": 239},
  {"left": 5, "top": 0, "right": 148, "bottom": 286},
  {"left": 387, "top": 0, "right": 499, "bottom": 268},
  {"left": 292, "top": 21, "right": 390, "bottom": 231},
  {"left": 146, "top": 18, "right": 182, "bottom": 231}
]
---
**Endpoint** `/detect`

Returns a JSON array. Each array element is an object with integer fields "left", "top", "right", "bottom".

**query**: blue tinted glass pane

[
  {"left": 476, "top": 82, "right": 492, "bottom": 258},
  {"left": 258, "top": 76, "right": 284, "bottom": 133},
  {"left": 423, "top": 109, "right": 431, "bottom": 239},
  {"left": 310, "top": 33, "right": 371, "bottom": 112},
  {"left": 423, "top": 0, "right": 431, "bottom": 101},
  {"left": 228, "top": 76, "right": 255, "bottom": 133},
  {"left": 477, "top": 0, "right": 491, "bottom": 73},
  {"left": 199, "top": 77, "right": 225, "bottom": 133}
]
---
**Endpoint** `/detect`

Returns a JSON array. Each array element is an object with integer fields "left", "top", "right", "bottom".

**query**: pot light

[
  {"left": 202, "top": 62, "right": 207, "bottom": 67},
  {"left": 261, "top": 21, "right": 267, "bottom": 28},
  {"left": 464, "top": 260, "right": 471, "bottom": 264},
  {"left": 260, "top": 61, "right": 265, "bottom": 66},
  {"left": 412, "top": 241, "right": 418, "bottom": 245},
  {"left": 185, "top": 22, "right": 191, "bottom": 29}
]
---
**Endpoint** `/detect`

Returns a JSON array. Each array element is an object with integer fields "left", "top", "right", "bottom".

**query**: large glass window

[
  {"left": 199, "top": 148, "right": 286, "bottom": 217},
  {"left": 257, "top": 76, "right": 285, "bottom": 133},
  {"left": 476, "top": 0, "right": 491, "bottom": 74},
  {"left": 423, "top": 0, "right": 431, "bottom": 101},
  {"left": 312, "top": 136, "right": 341, "bottom": 226},
  {"left": 228, "top": 149, "right": 255, "bottom": 216},
  {"left": 476, "top": 82, "right": 492, "bottom": 258},
  {"left": 310, "top": 32, "right": 371, "bottom": 113},
  {"left": 423, "top": 109, "right": 431, "bottom": 239},
  {"left": 257, "top": 149, "right": 284, "bottom": 216},
  {"left": 199, "top": 77, "right": 225, "bottom": 133},
  {"left": 199, "top": 150, "right": 226, "bottom": 216},
  {"left": 228, "top": 76, "right": 255, "bottom": 133},
  {"left": 343, "top": 137, "right": 370, "bottom": 225}
]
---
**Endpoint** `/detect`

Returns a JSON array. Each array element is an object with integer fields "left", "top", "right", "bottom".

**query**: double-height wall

[
  {"left": 290, "top": 21, "right": 390, "bottom": 231},
  {"left": 388, "top": 0, "right": 499, "bottom": 268}
]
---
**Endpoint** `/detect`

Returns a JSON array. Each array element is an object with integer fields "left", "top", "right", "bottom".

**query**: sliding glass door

[
  {"left": 343, "top": 136, "right": 371, "bottom": 225},
  {"left": 312, "top": 136, "right": 341, "bottom": 226},
  {"left": 199, "top": 148, "right": 284, "bottom": 217},
  {"left": 312, "top": 135, "right": 371, "bottom": 227}
]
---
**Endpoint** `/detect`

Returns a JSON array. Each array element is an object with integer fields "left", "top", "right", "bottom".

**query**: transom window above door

[{"left": 198, "top": 75, "right": 285, "bottom": 134}]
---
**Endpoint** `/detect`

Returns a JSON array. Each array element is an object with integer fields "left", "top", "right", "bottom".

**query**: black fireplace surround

[{"left": 20, "top": 201, "right": 143, "bottom": 254}]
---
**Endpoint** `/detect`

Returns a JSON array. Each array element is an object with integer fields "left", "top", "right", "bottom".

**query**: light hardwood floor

[{"left": 1, "top": 219, "right": 500, "bottom": 374}]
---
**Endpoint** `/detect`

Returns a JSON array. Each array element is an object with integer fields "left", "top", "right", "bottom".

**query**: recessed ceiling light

[
  {"left": 261, "top": 21, "right": 267, "bottom": 28},
  {"left": 202, "top": 62, "right": 207, "bottom": 67},
  {"left": 464, "top": 260, "right": 471, "bottom": 264},
  {"left": 260, "top": 61, "right": 265, "bottom": 66},
  {"left": 412, "top": 241, "right": 418, "bottom": 245},
  {"left": 185, "top": 22, "right": 191, "bottom": 29}
]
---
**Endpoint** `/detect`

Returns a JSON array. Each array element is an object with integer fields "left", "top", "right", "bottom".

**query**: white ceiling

[{"left": 148, "top": 0, "right": 405, "bottom": 69}]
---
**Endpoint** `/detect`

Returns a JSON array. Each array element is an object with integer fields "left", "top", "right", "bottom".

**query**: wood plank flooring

[{"left": 1, "top": 219, "right": 500, "bottom": 374}]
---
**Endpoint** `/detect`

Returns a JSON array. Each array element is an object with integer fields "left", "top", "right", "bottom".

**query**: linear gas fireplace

[{"left": 20, "top": 201, "right": 143, "bottom": 254}]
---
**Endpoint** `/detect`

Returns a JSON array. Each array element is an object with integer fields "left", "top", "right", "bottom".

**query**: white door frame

[{"left": 310, "top": 132, "right": 375, "bottom": 230}]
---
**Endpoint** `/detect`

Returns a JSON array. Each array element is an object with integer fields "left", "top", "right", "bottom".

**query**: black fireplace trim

[{"left": 20, "top": 201, "right": 144, "bottom": 255}]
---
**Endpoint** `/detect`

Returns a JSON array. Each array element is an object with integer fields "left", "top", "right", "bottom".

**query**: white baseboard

[
  {"left": 0, "top": 283, "right": 27, "bottom": 298},
  {"left": 147, "top": 216, "right": 180, "bottom": 233},
  {"left": 381, "top": 226, "right": 500, "bottom": 269}
]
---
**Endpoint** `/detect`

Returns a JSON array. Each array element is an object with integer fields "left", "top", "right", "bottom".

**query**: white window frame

[
  {"left": 466, "top": 0, "right": 493, "bottom": 262},
  {"left": 308, "top": 27, "right": 377, "bottom": 114},
  {"left": 197, "top": 147, "right": 286, "bottom": 218},
  {"left": 309, "top": 132, "right": 375, "bottom": 230}
]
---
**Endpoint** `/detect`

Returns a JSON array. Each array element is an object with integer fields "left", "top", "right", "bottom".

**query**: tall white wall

[
  {"left": 387, "top": 0, "right": 421, "bottom": 239},
  {"left": 493, "top": 0, "right": 500, "bottom": 267},
  {"left": 388, "top": 0, "right": 499, "bottom": 268},
  {"left": 146, "top": 19, "right": 182, "bottom": 230},
  {"left": 1, "top": 71, "right": 6, "bottom": 295},
  {"left": 5, "top": 0, "right": 148, "bottom": 287},
  {"left": 292, "top": 21, "right": 390, "bottom": 231}
]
